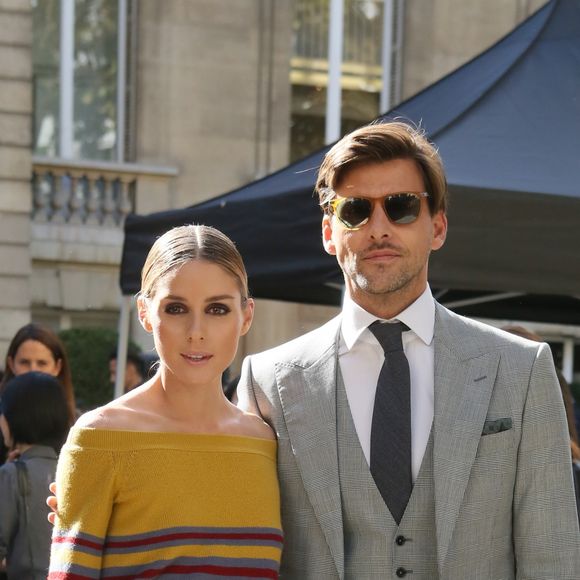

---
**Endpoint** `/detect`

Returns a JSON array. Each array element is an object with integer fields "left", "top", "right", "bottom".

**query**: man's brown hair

[{"left": 316, "top": 121, "right": 448, "bottom": 215}]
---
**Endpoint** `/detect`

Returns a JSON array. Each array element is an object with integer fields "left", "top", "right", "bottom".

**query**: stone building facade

[{"left": 1, "top": 0, "right": 561, "bottom": 378}]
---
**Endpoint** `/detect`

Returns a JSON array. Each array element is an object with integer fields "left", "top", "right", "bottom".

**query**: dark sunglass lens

[
  {"left": 385, "top": 194, "right": 421, "bottom": 224},
  {"left": 337, "top": 198, "right": 371, "bottom": 228}
]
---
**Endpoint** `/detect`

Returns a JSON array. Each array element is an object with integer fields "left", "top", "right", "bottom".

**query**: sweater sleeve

[
  {"left": 48, "top": 441, "right": 119, "bottom": 579},
  {"left": 0, "top": 464, "right": 18, "bottom": 562}
]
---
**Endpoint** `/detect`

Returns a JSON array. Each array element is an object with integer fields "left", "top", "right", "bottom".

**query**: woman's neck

[{"left": 150, "top": 369, "right": 233, "bottom": 429}]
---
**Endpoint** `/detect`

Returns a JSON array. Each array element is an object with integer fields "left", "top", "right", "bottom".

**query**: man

[
  {"left": 108, "top": 349, "right": 145, "bottom": 394},
  {"left": 238, "top": 122, "right": 580, "bottom": 578}
]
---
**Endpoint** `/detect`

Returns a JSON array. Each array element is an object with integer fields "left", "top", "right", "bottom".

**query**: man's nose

[{"left": 367, "top": 200, "right": 393, "bottom": 238}]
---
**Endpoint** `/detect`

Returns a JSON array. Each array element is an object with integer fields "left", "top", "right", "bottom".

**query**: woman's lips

[{"left": 180, "top": 352, "right": 213, "bottom": 364}]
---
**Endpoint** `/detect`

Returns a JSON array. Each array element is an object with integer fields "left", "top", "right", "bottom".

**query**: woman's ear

[
  {"left": 6, "top": 356, "right": 15, "bottom": 375},
  {"left": 137, "top": 296, "right": 153, "bottom": 333},
  {"left": 240, "top": 298, "right": 255, "bottom": 336}
]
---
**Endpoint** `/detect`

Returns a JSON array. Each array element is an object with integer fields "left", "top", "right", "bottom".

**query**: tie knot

[{"left": 368, "top": 320, "right": 408, "bottom": 353}]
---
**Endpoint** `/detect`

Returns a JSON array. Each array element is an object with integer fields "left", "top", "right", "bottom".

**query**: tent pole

[
  {"left": 114, "top": 295, "right": 132, "bottom": 399},
  {"left": 562, "top": 338, "right": 574, "bottom": 383},
  {"left": 326, "top": 0, "right": 344, "bottom": 144}
]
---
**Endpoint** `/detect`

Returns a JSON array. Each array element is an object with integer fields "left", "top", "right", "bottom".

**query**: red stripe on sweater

[
  {"left": 48, "top": 573, "right": 94, "bottom": 580},
  {"left": 105, "top": 531, "right": 284, "bottom": 549},
  {"left": 52, "top": 536, "right": 103, "bottom": 550},
  {"left": 116, "top": 565, "right": 277, "bottom": 579}
]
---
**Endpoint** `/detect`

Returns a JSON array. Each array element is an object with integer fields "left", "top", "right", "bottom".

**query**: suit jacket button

[
  {"left": 395, "top": 535, "right": 406, "bottom": 546},
  {"left": 396, "top": 567, "right": 408, "bottom": 577}
]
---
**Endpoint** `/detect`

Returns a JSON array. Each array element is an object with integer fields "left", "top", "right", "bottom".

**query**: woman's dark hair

[
  {"left": 0, "top": 372, "right": 70, "bottom": 453},
  {"left": 1, "top": 323, "right": 76, "bottom": 423}
]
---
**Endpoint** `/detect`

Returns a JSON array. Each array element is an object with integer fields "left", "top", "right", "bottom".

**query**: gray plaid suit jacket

[{"left": 238, "top": 303, "right": 580, "bottom": 579}]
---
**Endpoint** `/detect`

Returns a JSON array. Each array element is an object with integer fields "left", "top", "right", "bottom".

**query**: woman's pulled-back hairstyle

[
  {"left": 140, "top": 225, "right": 249, "bottom": 302},
  {"left": 316, "top": 120, "right": 448, "bottom": 215},
  {"left": 1, "top": 371, "right": 70, "bottom": 453},
  {"left": 1, "top": 323, "right": 76, "bottom": 424}
]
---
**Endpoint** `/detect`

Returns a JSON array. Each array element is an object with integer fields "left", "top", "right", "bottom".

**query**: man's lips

[{"left": 363, "top": 248, "right": 402, "bottom": 260}]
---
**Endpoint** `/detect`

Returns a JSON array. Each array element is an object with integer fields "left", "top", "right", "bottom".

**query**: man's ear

[
  {"left": 322, "top": 215, "right": 337, "bottom": 255},
  {"left": 137, "top": 296, "right": 153, "bottom": 333},
  {"left": 431, "top": 211, "right": 448, "bottom": 251}
]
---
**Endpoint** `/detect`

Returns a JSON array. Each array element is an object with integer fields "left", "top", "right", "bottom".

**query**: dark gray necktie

[{"left": 368, "top": 320, "right": 412, "bottom": 524}]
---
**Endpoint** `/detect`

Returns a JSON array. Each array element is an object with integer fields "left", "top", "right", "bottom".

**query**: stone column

[{"left": 0, "top": 0, "right": 33, "bottom": 358}]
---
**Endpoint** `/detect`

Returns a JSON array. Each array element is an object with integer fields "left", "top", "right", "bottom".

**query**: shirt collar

[
  {"left": 19, "top": 445, "right": 58, "bottom": 461},
  {"left": 341, "top": 285, "right": 435, "bottom": 350}
]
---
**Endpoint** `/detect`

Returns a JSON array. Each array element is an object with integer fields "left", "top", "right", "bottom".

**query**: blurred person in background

[
  {"left": 1, "top": 324, "right": 76, "bottom": 425},
  {"left": 108, "top": 348, "right": 145, "bottom": 394},
  {"left": 0, "top": 372, "right": 70, "bottom": 579},
  {"left": 0, "top": 324, "right": 76, "bottom": 466}
]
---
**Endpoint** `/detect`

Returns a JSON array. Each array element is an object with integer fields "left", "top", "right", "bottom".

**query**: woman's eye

[
  {"left": 207, "top": 303, "right": 230, "bottom": 316},
  {"left": 165, "top": 303, "right": 186, "bottom": 314}
]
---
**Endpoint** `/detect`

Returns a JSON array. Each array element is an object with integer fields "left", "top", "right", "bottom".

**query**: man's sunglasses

[{"left": 323, "top": 191, "right": 429, "bottom": 230}]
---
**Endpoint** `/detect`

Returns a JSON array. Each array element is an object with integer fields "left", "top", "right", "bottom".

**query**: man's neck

[{"left": 347, "top": 287, "right": 427, "bottom": 320}]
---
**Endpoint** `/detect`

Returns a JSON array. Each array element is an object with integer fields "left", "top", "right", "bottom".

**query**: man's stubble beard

[{"left": 346, "top": 252, "right": 429, "bottom": 299}]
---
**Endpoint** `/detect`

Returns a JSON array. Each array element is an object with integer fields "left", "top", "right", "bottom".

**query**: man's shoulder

[
  {"left": 435, "top": 302, "right": 542, "bottom": 358},
  {"left": 248, "top": 314, "right": 342, "bottom": 369}
]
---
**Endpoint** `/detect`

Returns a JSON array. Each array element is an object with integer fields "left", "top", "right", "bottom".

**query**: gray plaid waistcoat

[{"left": 337, "top": 374, "right": 438, "bottom": 579}]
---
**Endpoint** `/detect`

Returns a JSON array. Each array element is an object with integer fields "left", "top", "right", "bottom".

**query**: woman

[
  {"left": 48, "top": 225, "right": 282, "bottom": 579},
  {"left": 0, "top": 372, "right": 70, "bottom": 579},
  {"left": 1, "top": 324, "right": 76, "bottom": 425}
]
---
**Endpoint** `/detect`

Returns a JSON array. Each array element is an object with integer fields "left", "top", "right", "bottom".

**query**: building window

[
  {"left": 290, "top": 0, "right": 404, "bottom": 161},
  {"left": 32, "top": 0, "right": 121, "bottom": 161}
]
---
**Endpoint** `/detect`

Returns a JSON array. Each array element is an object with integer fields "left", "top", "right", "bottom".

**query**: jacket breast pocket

[{"left": 475, "top": 428, "right": 516, "bottom": 459}]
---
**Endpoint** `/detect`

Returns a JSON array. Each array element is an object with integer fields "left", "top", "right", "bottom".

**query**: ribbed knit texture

[{"left": 48, "top": 427, "right": 282, "bottom": 579}]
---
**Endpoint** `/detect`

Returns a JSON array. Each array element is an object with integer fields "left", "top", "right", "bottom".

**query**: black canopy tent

[{"left": 120, "top": 0, "right": 580, "bottom": 324}]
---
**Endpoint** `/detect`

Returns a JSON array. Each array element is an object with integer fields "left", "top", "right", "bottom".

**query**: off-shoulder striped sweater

[{"left": 48, "top": 427, "right": 282, "bottom": 579}]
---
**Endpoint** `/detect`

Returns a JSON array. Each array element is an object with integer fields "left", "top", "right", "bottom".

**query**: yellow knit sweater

[{"left": 48, "top": 427, "right": 282, "bottom": 579}]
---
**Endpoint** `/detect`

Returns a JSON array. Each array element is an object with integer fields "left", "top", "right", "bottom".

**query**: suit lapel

[
  {"left": 275, "top": 317, "right": 344, "bottom": 578},
  {"left": 432, "top": 305, "right": 500, "bottom": 570}
]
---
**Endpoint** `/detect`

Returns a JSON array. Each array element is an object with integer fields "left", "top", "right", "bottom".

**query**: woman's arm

[{"left": 48, "top": 440, "right": 118, "bottom": 578}]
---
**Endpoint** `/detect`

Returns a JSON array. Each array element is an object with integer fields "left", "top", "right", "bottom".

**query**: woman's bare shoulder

[
  {"left": 236, "top": 411, "right": 276, "bottom": 441},
  {"left": 74, "top": 405, "right": 127, "bottom": 430},
  {"left": 74, "top": 388, "right": 151, "bottom": 431}
]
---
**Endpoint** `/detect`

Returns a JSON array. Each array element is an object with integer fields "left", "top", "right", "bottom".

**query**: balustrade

[{"left": 32, "top": 157, "right": 178, "bottom": 227}]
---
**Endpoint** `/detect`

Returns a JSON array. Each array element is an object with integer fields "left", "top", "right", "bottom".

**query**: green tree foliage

[{"left": 58, "top": 327, "right": 140, "bottom": 411}]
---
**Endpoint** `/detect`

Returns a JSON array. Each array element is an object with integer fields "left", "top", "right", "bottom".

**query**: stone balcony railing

[
  {"left": 29, "top": 156, "right": 179, "bottom": 309},
  {"left": 28, "top": 157, "right": 179, "bottom": 314},
  {"left": 32, "top": 156, "right": 179, "bottom": 227}
]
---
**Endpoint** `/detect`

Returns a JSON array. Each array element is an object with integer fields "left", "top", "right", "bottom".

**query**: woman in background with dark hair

[
  {"left": 0, "top": 372, "right": 70, "bottom": 579},
  {"left": 1, "top": 324, "right": 76, "bottom": 425}
]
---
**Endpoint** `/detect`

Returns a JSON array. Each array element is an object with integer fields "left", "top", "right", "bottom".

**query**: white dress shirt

[{"left": 339, "top": 286, "right": 435, "bottom": 482}]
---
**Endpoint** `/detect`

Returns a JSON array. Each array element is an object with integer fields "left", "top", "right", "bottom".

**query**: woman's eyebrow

[
  {"left": 160, "top": 294, "right": 236, "bottom": 302},
  {"left": 205, "top": 294, "right": 235, "bottom": 302}
]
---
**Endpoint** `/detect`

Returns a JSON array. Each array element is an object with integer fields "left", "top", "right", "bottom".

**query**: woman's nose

[{"left": 186, "top": 318, "right": 205, "bottom": 342}]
